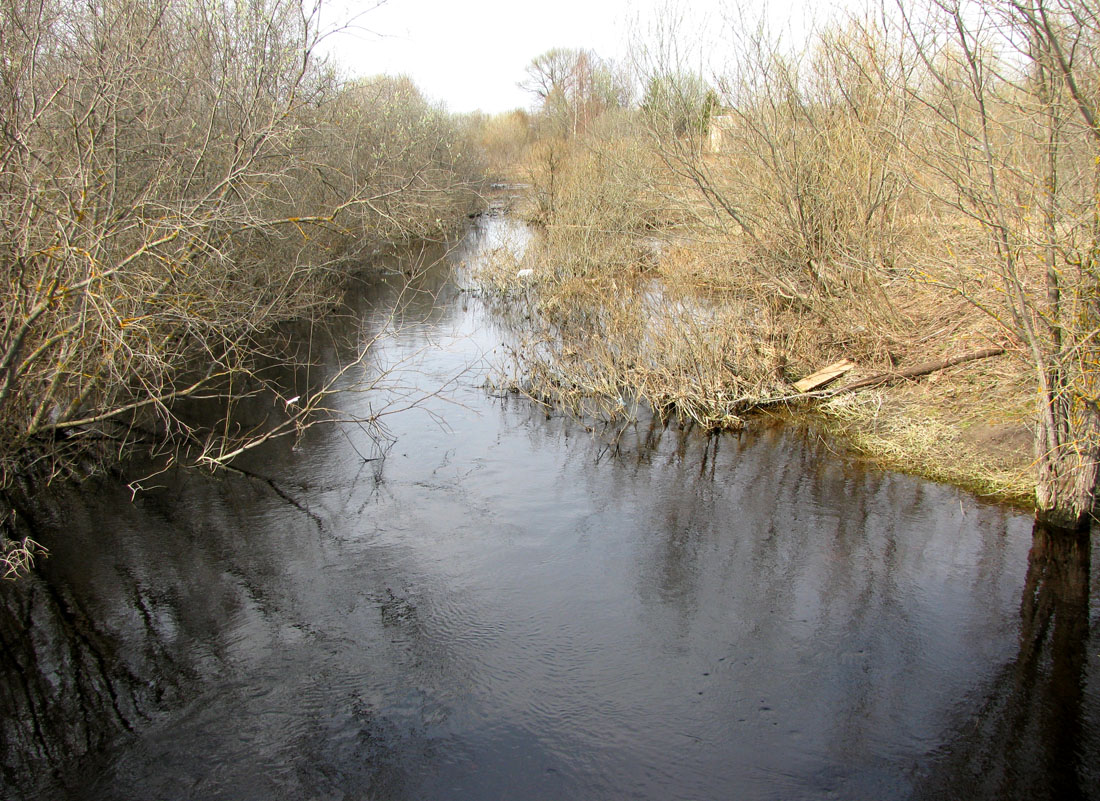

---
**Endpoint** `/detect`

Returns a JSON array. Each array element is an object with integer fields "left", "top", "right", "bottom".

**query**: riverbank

[{"left": 474, "top": 195, "right": 1036, "bottom": 509}]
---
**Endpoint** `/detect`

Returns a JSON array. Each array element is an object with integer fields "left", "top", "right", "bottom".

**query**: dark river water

[{"left": 3, "top": 216, "right": 1098, "bottom": 800}]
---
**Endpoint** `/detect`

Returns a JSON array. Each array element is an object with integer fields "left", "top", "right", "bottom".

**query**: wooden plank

[{"left": 793, "top": 359, "right": 856, "bottom": 393}]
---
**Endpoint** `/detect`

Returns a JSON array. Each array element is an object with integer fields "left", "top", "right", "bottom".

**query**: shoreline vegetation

[
  {"left": 0, "top": 0, "right": 485, "bottom": 573},
  {"left": 2, "top": 0, "right": 1097, "bottom": 576},
  {"left": 470, "top": 0, "right": 1100, "bottom": 526},
  {"left": 475, "top": 197, "right": 1037, "bottom": 510}
]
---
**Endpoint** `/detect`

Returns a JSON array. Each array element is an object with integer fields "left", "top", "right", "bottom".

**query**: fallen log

[
  {"left": 836, "top": 346, "right": 1006, "bottom": 393},
  {"left": 748, "top": 346, "right": 1007, "bottom": 410}
]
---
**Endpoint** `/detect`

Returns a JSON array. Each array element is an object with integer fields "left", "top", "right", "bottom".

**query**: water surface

[{"left": 5, "top": 216, "right": 1097, "bottom": 800}]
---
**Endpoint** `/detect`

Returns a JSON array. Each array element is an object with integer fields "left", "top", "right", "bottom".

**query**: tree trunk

[{"left": 1034, "top": 392, "right": 1100, "bottom": 532}]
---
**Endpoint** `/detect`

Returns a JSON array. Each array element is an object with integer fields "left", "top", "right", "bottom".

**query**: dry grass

[
  {"left": 475, "top": 139, "right": 1036, "bottom": 503},
  {"left": 474, "top": 31, "right": 1051, "bottom": 504},
  {"left": 1, "top": 538, "right": 46, "bottom": 580},
  {"left": 817, "top": 368, "right": 1035, "bottom": 505},
  {"left": 0, "top": 509, "right": 47, "bottom": 579}
]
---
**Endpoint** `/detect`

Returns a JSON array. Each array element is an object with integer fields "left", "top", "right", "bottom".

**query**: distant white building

[{"left": 707, "top": 114, "right": 736, "bottom": 154}]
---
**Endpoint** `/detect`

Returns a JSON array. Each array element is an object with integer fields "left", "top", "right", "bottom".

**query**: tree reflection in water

[
  {"left": 914, "top": 523, "right": 1095, "bottom": 801},
  {"left": 0, "top": 555, "right": 156, "bottom": 796}
]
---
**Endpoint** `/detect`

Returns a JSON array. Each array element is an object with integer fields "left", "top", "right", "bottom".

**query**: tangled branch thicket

[
  {"left": 0, "top": 0, "right": 483, "bottom": 570},
  {"left": 480, "top": 0, "right": 1100, "bottom": 529}
]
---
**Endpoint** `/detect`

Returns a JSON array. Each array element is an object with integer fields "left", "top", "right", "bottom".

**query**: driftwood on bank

[
  {"left": 834, "top": 347, "right": 1006, "bottom": 392},
  {"left": 753, "top": 346, "right": 1007, "bottom": 410}
]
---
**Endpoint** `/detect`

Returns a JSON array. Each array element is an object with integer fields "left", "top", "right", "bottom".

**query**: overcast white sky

[{"left": 322, "top": 0, "right": 828, "bottom": 115}]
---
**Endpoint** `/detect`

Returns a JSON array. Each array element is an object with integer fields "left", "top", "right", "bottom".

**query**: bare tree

[
  {"left": 897, "top": 0, "right": 1100, "bottom": 529},
  {"left": 519, "top": 48, "right": 632, "bottom": 137},
  {"left": 632, "top": 12, "right": 915, "bottom": 293}
]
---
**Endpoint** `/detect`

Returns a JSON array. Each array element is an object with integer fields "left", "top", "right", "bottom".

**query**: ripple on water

[{"left": 15, "top": 217, "right": 1094, "bottom": 801}]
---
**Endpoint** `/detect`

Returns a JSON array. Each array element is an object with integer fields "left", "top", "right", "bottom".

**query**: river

[{"left": 2, "top": 214, "right": 1097, "bottom": 800}]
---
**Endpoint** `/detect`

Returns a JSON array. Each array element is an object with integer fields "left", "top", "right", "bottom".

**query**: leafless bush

[
  {"left": 316, "top": 75, "right": 485, "bottom": 250},
  {"left": 635, "top": 13, "right": 919, "bottom": 293},
  {"left": 0, "top": 0, "right": 483, "bottom": 518},
  {"left": 490, "top": 14, "right": 921, "bottom": 430},
  {"left": 482, "top": 6, "right": 1046, "bottom": 506},
  {"left": 483, "top": 1, "right": 1100, "bottom": 523},
  {"left": 468, "top": 110, "right": 531, "bottom": 180},
  {"left": 0, "top": 505, "right": 45, "bottom": 579}
]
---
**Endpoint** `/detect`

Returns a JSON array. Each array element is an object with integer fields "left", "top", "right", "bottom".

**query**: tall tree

[
  {"left": 898, "top": 0, "right": 1100, "bottom": 529},
  {"left": 519, "top": 47, "right": 631, "bottom": 137},
  {"left": 641, "top": 71, "right": 719, "bottom": 136}
]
